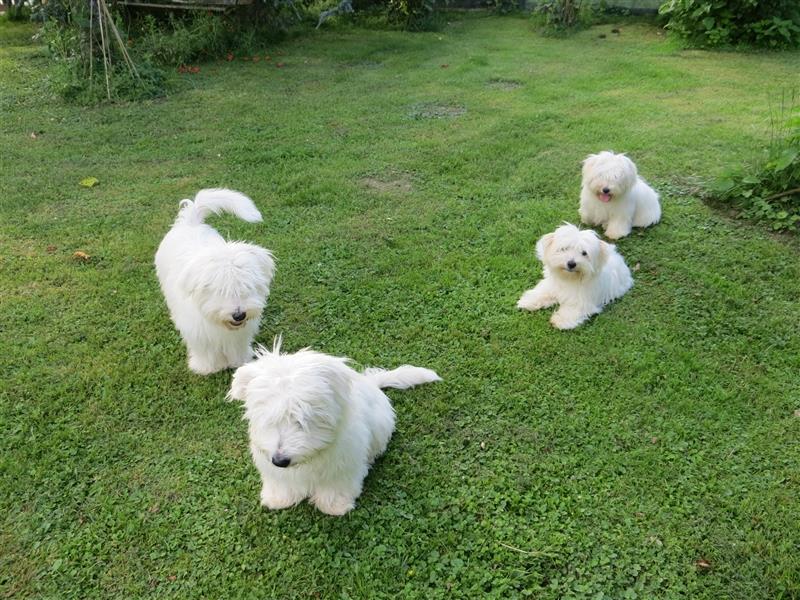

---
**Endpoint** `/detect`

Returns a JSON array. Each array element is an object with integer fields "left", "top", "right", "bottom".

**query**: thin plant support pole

[
  {"left": 98, "top": 0, "right": 140, "bottom": 79},
  {"left": 96, "top": 0, "right": 112, "bottom": 99},
  {"left": 89, "top": 0, "right": 94, "bottom": 89}
]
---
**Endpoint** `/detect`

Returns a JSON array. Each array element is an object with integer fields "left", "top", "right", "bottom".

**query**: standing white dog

[
  {"left": 579, "top": 151, "right": 661, "bottom": 239},
  {"left": 155, "top": 189, "right": 275, "bottom": 375},
  {"left": 517, "top": 223, "right": 632, "bottom": 329},
  {"left": 228, "top": 341, "right": 441, "bottom": 516}
]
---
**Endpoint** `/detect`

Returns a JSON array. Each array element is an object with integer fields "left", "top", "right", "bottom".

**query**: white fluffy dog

[
  {"left": 155, "top": 189, "right": 275, "bottom": 375},
  {"left": 517, "top": 223, "right": 632, "bottom": 329},
  {"left": 228, "top": 341, "right": 441, "bottom": 516},
  {"left": 579, "top": 151, "right": 661, "bottom": 239}
]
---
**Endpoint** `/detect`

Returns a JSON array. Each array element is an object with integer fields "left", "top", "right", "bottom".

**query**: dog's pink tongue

[{"left": 599, "top": 193, "right": 611, "bottom": 203}]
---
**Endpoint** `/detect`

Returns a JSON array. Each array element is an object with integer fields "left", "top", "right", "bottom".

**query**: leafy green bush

[
  {"left": 6, "top": 0, "right": 32, "bottom": 22},
  {"left": 35, "top": 0, "right": 305, "bottom": 103},
  {"left": 131, "top": 12, "right": 234, "bottom": 66},
  {"left": 386, "top": 0, "right": 446, "bottom": 31},
  {"left": 37, "top": 0, "right": 166, "bottom": 102},
  {"left": 532, "top": 0, "right": 593, "bottom": 35},
  {"left": 489, "top": 0, "right": 520, "bottom": 15},
  {"left": 714, "top": 95, "right": 800, "bottom": 233},
  {"left": 659, "top": 0, "right": 800, "bottom": 49},
  {"left": 129, "top": 1, "right": 302, "bottom": 63}
]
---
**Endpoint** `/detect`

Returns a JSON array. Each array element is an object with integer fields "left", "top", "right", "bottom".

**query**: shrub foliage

[
  {"left": 35, "top": 0, "right": 305, "bottom": 102},
  {"left": 532, "top": 0, "right": 593, "bottom": 35},
  {"left": 659, "top": 0, "right": 800, "bottom": 48},
  {"left": 714, "top": 94, "right": 800, "bottom": 233}
]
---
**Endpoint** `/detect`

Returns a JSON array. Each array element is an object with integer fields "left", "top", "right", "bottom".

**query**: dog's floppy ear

[
  {"left": 620, "top": 153, "right": 638, "bottom": 179},
  {"left": 251, "top": 246, "right": 276, "bottom": 281},
  {"left": 228, "top": 361, "right": 261, "bottom": 402},
  {"left": 535, "top": 232, "right": 555, "bottom": 261},
  {"left": 176, "top": 256, "right": 205, "bottom": 296},
  {"left": 317, "top": 354, "right": 355, "bottom": 402},
  {"left": 597, "top": 240, "right": 613, "bottom": 268},
  {"left": 582, "top": 153, "right": 599, "bottom": 178}
]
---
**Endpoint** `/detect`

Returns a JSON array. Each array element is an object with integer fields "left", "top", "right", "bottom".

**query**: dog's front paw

[
  {"left": 260, "top": 486, "right": 303, "bottom": 510},
  {"left": 517, "top": 289, "right": 554, "bottom": 312},
  {"left": 312, "top": 493, "right": 356, "bottom": 516},
  {"left": 604, "top": 224, "right": 631, "bottom": 240},
  {"left": 226, "top": 348, "right": 255, "bottom": 370},
  {"left": 550, "top": 310, "right": 584, "bottom": 330},
  {"left": 188, "top": 353, "right": 225, "bottom": 375}
]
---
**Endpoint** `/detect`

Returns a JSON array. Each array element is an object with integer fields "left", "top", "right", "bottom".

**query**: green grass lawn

[{"left": 2, "top": 12, "right": 800, "bottom": 599}]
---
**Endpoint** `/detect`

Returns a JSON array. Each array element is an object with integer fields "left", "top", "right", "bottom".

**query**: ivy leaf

[
  {"left": 773, "top": 148, "right": 798, "bottom": 172},
  {"left": 695, "top": 558, "right": 712, "bottom": 570},
  {"left": 710, "top": 178, "right": 735, "bottom": 193}
]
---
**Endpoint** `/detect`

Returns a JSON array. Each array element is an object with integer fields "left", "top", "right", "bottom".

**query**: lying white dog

[
  {"left": 579, "top": 151, "right": 661, "bottom": 239},
  {"left": 155, "top": 189, "right": 275, "bottom": 375},
  {"left": 517, "top": 223, "right": 632, "bottom": 329},
  {"left": 229, "top": 341, "right": 441, "bottom": 516}
]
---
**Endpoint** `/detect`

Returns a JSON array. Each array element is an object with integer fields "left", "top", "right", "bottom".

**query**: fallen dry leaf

[
  {"left": 226, "top": 52, "right": 234, "bottom": 62},
  {"left": 276, "top": 62, "right": 285, "bottom": 68},
  {"left": 793, "top": 409, "right": 800, "bottom": 417},
  {"left": 79, "top": 177, "right": 99, "bottom": 188},
  {"left": 440, "top": 64, "right": 449, "bottom": 68},
  {"left": 30, "top": 131, "right": 38, "bottom": 140},
  {"left": 167, "top": 575, "right": 177, "bottom": 582},
  {"left": 695, "top": 558, "right": 712, "bottom": 570},
  {"left": 72, "top": 251, "right": 91, "bottom": 261},
  {"left": 46, "top": 245, "right": 57, "bottom": 253},
  {"left": 633, "top": 262, "right": 641, "bottom": 271}
]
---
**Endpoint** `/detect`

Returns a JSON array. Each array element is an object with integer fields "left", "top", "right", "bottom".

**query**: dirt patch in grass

[
  {"left": 360, "top": 173, "right": 414, "bottom": 195},
  {"left": 487, "top": 77, "right": 523, "bottom": 90},
  {"left": 407, "top": 102, "right": 466, "bottom": 120},
  {"left": 340, "top": 60, "right": 383, "bottom": 69}
]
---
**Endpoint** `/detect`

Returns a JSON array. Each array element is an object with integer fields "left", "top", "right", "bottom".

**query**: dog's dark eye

[{"left": 581, "top": 251, "right": 588, "bottom": 256}]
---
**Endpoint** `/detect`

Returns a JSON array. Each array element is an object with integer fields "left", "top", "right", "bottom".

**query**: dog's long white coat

[
  {"left": 155, "top": 189, "right": 274, "bottom": 374},
  {"left": 579, "top": 151, "right": 661, "bottom": 239},
  {"left": 230, "top": 345, "right": 441, "bottom": 515},
  {"left": 517, "top": 223, "right": 632, "bottom": 329}
]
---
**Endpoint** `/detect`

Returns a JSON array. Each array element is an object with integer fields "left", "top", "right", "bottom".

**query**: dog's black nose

[
  {"left": 272, "top": 455, "right": 291, "bottom": 468},
  {"left": 602, "top": 187, "right": 610, "bottom": 194},
  {"left": 232, "top": 311, "right": 246, "bottom": 322},
  {"left": 567, "top": 260, "right": 577, "bottom": 269}
]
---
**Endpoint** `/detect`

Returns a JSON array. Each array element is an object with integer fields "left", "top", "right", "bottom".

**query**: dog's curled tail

[
  {"left": 177, "top": 188, "right": 262, "bottom": 225},
  {"left": 363, "top": 365, "right": 442, "bottom": 390}
]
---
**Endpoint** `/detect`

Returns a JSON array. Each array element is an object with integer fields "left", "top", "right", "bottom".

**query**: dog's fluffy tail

[
  {"left": 177, "top": 188, "right": 262, "bottom": 226},
  {"left": 363, "top": 365, "right": 442, "bottom": 390}
]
